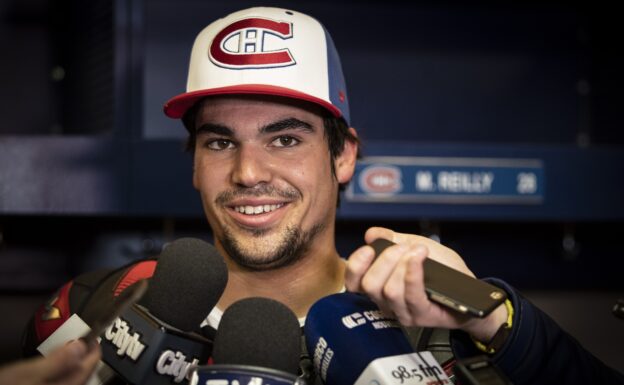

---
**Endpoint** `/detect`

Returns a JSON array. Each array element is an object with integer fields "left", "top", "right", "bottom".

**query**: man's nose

[{"left": 231, "top": 144, "right": 273, "bottom": 187}]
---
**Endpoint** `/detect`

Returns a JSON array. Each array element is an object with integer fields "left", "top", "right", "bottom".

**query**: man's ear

[{"left": 335, "top": 127, "right": 358, "bottom": 184}]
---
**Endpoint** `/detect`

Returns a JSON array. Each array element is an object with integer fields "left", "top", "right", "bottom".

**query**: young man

[
  {"left": 162, "top": 5, "right": 505, "bottom": 342},
  {"left": 161, "top": 7, "right": 623, "bottom": 384},
  {"left": 24, "top": 6, "right": 623, "bottom": 385}
]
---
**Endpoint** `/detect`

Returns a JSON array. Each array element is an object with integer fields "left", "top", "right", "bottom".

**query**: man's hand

[
  {"left": 345, "top": 226, "right": 508, "bottom": 343},
  {"left": 0, "top": 339, "right": 101, "bottom": 385}
]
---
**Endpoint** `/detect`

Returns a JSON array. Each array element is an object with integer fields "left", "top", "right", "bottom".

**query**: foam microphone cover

[
  {"left": 212, "top": 297, "right": 301, "bottom": 375},
  {"left": 140, "top": 237, "right": 228, "bottom": 331},
  {"left": 304, "top": 292, "right": 414, "bottom": 385}
]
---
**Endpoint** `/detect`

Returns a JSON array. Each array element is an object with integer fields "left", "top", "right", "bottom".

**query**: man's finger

[
  {"left": 55, "top": 345, "right": 102, "bottom": 385},
  {"left": 380, "top": 255, "right": 411, "bottom": 324},
  {"left": 360, "top": 244, "right": 407, "bottom": 302},
  {"left": 363, "top": 227, "right": 396, "bottom": 245},
  {"left": 41, "top": 340, "right": 88, "bottom": 382},
  {"left": 404, "top": 246, "right": 430, "bottom": 318},
  {"left": 345, "top": 244, "right": 376, "bottom": 292}
]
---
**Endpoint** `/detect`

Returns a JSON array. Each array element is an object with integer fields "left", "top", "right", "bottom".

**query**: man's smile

[
  {"left": 224, "top": 198, "right": 291, "bottom": 229},
  {"left": 191, "top": 95, "right": 348, "bottom": 271},
  {"left": 232, "top": 203, "right": 284, "bottom": 215}
]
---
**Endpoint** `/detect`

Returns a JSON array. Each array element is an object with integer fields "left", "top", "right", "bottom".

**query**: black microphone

[
  {"left": 99, "top": 237, "right": 228, "bottom": 384},
  {"left": 192, "top": 297, "right": 305, "bottom": 385}
]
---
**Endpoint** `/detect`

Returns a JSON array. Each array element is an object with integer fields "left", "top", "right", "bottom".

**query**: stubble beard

[
  {"left": 215, "top": 184, "right": 326, "bottom": 271},
  {"left": 219, "top": 223, "right": 325, "bottom": 271}
]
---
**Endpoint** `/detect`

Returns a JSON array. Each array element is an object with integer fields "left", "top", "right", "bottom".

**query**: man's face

[{"left": 192, "top": 95, "right": 354, "bottom": 271}]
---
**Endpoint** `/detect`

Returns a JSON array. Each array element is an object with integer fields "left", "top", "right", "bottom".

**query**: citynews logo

[
  {"left": 341, "top": 312, "right": 366, "bottom": 329},
  {"left": 341, "top": 310, "right": 399, "bottom": 330},
  {"left": 103, "top": 317, "right": 146, "bottom": 361},
  {"left": 156, "top": 350, "right": 199, "bottom": 383}
]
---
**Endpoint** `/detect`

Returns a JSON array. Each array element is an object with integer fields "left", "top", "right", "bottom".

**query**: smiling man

[
  {"left": 156, "top": 6, "right": 624, "bottom": 384},
  {"left": 162, "top": 6, "right": 362, "bottom": 321},
  {"left": 187, "top": 95, "right": 356, "bottom": 317},
  {"left": 23, "top": 6, "right": 624, "bottom": 385},
  {"left": 159, "top": 6, "right": 623, "bottom": 384}
]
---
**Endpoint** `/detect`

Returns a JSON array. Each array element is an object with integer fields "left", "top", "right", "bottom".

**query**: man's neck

[{"left": 215, "top": 246, "right": 346, "bottom": 319}]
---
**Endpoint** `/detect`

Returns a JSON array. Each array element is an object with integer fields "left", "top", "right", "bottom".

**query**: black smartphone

[{"left": 369, "top": 238, "right": 506, "bottom": 318}]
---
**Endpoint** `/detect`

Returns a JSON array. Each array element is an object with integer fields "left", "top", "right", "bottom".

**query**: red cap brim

[{"left": 163, "top": 84, "right": 343, "bottom": 120}]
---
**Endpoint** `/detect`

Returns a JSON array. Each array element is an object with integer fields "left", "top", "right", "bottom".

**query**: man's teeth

[{"left": 234, "top": 204, "right": 283, "bottom": 215}]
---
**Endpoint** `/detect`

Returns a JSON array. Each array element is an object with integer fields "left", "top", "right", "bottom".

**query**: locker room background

[{"left": 0, "top": 0, "right": 622, "bottom": 371}]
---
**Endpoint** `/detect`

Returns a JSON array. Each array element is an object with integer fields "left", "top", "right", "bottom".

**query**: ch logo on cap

[{"left": 210, "top": 17, "right": 295, "bottom": 69}]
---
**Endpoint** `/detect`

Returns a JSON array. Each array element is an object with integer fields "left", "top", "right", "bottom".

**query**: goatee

[{"left": 219, "top": 224, "right": 324, "bottom": 271}]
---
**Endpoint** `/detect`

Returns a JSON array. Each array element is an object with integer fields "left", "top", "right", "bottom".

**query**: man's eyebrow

[
  {"left": 260, "top": 118, "right": 314, "bottom": 134},
  {"left": 196, "top": 123, "right": 233, "bottom": 136}
]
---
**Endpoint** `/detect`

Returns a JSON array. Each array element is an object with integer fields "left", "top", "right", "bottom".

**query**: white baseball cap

[{"left": 163, "top": 7, "right": 351, "bottom": 125}]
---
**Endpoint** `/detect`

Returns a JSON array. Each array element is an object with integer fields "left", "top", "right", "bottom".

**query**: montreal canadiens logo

[
  {"left": 359, "top": 165, "right": 403, "bottom": 195},
  {"left": 209, "top": 17, "right": 295, "bottom": 69}
]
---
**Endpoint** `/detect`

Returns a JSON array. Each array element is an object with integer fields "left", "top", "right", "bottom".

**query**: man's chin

[
  {"left": 227, "top": 225, "right": 280, "bottom": 242},
  {"left": 232, "top": 255, "right": 291, "bottom": 271},
  {"left": 219, "top": 223, "right": 324, "bottom": 272},
  {"left": 243, "top": 226, "right": 273, "bottom": 237}
]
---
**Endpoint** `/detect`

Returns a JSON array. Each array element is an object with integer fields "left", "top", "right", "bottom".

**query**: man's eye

[
  {"left": 207, "top": 139, "right": 234, "bottom": 150},
  {"left": 272, "top": 136, "right": 300, "bottom": 148}
]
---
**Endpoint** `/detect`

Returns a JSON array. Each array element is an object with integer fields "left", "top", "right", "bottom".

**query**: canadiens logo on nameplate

[
  {"left": 348, "top": 156, "right": 544, "bottom": 204},
  {"left": 359, "top": 165, "right": 403, "bottom": 195},
  {"left": 209, "top": 17, "right": 295, "bottom": 69}
]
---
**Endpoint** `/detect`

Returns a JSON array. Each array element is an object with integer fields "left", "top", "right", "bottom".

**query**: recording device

[
  {"left": 37, "top": 280, "right": 146, "bottom": 357},
  {"left": 453, "top": 355, "right": 513, "bottom": 385},
  {"left": 370, "top": 238, "right": 507, "bottom": 318},
  {"left": 192, "top": 297, "right": 305, "bottom": 385},
  {"left": 37, "top": 313, "right": 117, "bottom": 385},
  {"left": 98, "top": 237, "right": 228, "bottom": 384},
  {"left": 82, "top": 279, "right": 148, "bottom": 343},
  {"left": 304, "top": 292, "right": 450, "bottom": 385}
]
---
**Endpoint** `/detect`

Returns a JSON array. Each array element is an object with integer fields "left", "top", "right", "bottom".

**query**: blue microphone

[{"left": 304, "top": 292, "right": 450, "bottom": 385}]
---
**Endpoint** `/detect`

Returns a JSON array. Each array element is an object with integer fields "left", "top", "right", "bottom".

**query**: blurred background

[{"left": 1, "top": 0, "right": 623, "bottom": 372}]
